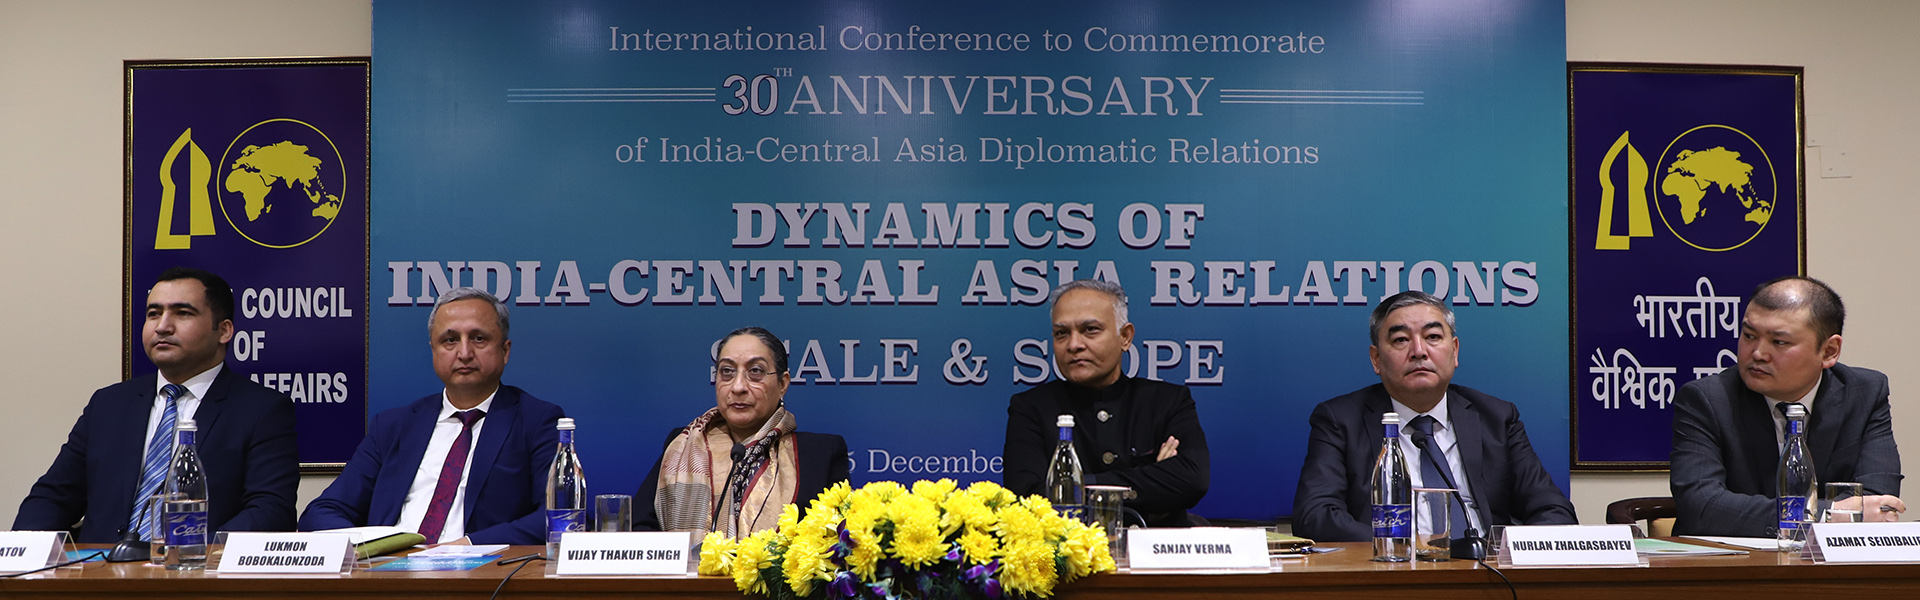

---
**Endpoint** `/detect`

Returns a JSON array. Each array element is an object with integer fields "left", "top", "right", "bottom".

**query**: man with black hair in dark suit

[
  {"left": 1671, "top": 276, "right": 1905, "bottom": 537},
  {"left": 1003, "top": 279, "right": 1210, "bottom": 527},
  {"left": 16, "top": 267, "right": 300, "bottom": 542},
  {"left": 1294, "top": 290, "right": 1574, "bottom": 542}
]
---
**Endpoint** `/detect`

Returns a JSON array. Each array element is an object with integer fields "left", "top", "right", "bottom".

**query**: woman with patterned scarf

[{"left": 634, "top": 326, "right": 851, "bottom": 538}]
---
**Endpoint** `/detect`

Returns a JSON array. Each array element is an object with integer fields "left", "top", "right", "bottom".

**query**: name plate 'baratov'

[
  {"left": 1126, "top": 528, "right": 1269, "bottom": 571},
  {"left": 1807, "top": 522, "right": 1920, "bottom": 563},
  {"left": 0, "top": 531, "right": 64, "bottom": 573},
  {"left": 555, "top": 531, "right": 693, "bottom": 576},
  {"left": 217, "top": 532, "right": 353, "bottom": 574},
  {"left": 1501, "top": 525, "right": 1639, "bottom": 567}
]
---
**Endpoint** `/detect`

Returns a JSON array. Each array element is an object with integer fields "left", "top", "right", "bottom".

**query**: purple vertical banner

[
  {"left": 1570, "top": 64, "right": 1804, "bottom": 467},
  {"left": 126, "top": 59, "right": 370, "bottom": 467}
]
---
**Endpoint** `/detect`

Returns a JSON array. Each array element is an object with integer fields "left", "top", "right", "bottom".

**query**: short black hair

[
  {"left": 1750, "top": 276, "right": 1845, "bottom": 340},
  {"left": 717, "top": 326, "right": 788, "bottom": 375},
  {"left": 155, "top": 267, "right": 235, "bottom": 325},
  {"left": 1368, "top": 290, "right": 1456, "bottom": 344}
]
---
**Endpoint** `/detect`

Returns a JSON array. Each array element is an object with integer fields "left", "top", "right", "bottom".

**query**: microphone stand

[
  {"left": 1409, "top": 431, "right": 1486, "bottom": 560},
  {"left": 107, "top": 501, "right": 154, "bottom": 562}
]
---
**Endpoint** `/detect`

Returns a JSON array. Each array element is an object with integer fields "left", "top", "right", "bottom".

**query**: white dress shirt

[
  {"left": 1768, "top": 373, "right": 1821, "bottom": 453},
  {"left": 1391, "top": 395, "right": 1484, "bottom": 535},
  {"left": 143, "top": 364, "right": 223, "bottom": 451},
  {"left": 394, "top": 391, "right": 495, "bottom": 543}
]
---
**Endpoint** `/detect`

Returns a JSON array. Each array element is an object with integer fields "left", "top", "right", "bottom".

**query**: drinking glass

[
  {"left": 595, "top": 494, "right": 633, "bottom": 532},
  {"left": 1413, "top": 487, "right": 1453, "bottom": 561},
  {"left": 1822, "top": 482, "right": 1865, "bottom": 523}
]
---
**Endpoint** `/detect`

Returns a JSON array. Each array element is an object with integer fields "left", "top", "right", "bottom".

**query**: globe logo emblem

[
  {"left": 1652, "top": 124, "right": 1776, "bottom": 252},
  {"left": 217, "top": 119, "right": 346, "bottom": 248}
]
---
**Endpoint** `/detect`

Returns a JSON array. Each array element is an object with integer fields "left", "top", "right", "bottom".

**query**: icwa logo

[
  {"left": 155, "top": 119, "right": 346, "bottom": 250},
  {"left": 1593, "top": 124, "right": 1777, "bottom": 252}
]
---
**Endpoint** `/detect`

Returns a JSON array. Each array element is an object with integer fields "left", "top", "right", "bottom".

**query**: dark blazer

[
  {"left": 1293, "top": 383, "right": 1575, "bottom": 542},
  {"left": 14, "top": 367, "right": 300, "bottom": 543},
  {"left": 1002, "top": 376, "right": 1210, "bottom": 526},
  {"left": 297, "top": 385, "right": 564, "bottom": 545},
  {"left": 633, "top": 427, "right": 850, "bottom": 531},
  {"left": 1671, "top": 363, "right": 1902, "bottom": 537}
]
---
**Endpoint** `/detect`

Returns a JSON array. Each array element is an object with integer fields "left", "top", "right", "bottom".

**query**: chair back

[{"left": 1605, "top": 496, "right": 1678, "bottom": 538}]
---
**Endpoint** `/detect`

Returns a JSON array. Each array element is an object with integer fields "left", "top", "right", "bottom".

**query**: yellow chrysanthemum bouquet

[{"left": 699, "top": 479, "right": 1116, "bottom": 599}]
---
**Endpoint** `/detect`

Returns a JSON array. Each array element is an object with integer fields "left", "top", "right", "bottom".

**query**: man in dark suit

[
  {"left": 1672, "top": 277, "right": 1905, "bottom": 537},
  {"left": 1294, "top": 291, "right": 1574, "bottom": 542},
  {"left": 1003, "top": 280, "right": 1209, "bottom": 527},
  {"left": 298, "top": 288, "right": 564, "bottom": 545},
  {"left": 15, "top": 267, "right": 300, "bottom": 543}
]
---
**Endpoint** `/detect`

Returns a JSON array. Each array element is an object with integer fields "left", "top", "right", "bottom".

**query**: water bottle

[
  {"left": 1777, "top": 404, "right": 1817, "bottom": 551},
  {"left": 1371, "top": 412, "right": 1412, "bottom": 562},
  {"left": 546, "top": 418, "right": 587, "bottom": 557},
  {"left": 163, "top": 419, "right": 208, "bottom": 570},
  {"left": 1044, "top": 414, "right": 1086, "bottom": 523}
]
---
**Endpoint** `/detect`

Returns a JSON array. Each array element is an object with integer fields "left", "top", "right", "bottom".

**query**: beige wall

[
  {"left": 0, "top": 0, "right": 1912, "bottom": 528},
  {"left": 1565, "top": 0, "right": 1920, "bottom": 525},
  {"left": 0, "top": 0, "right": 371, "bottom": 525}
]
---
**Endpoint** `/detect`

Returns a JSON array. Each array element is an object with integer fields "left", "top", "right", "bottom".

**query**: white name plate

[
  {"left": 216, "top": 532, "right": 353, "bottom": 574},
  {"left": 1502, "top": 525, "right": 1639, "bottom": 567},
  {"left": 0, "top": 531, "right": 64, "bottom": 572},
  {"left": 1126, "top": 528, "right": 1268, "bottom": 571},
  {"left": 1808, "top": 522, "right": 1920, "bottom": 563},
  {"left": 556, "top": 532, "right": 693, "bottom": 576}
]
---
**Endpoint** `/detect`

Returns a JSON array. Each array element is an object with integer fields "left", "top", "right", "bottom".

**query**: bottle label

[
  {"left": 1052, "top": 503, "right": 1086, "bottom": 523},
  {"left": 1789, "top": 420, "right": 1803, "bottom": 436},
  {"left": 1059, "top": 427, "right": 1073, "bottom": 442},
  {"left": 548, "top": 508, "right": 587, "bottom": 542},
  {"left": 1383, "top": 424, "right": 1399, "bottom": 439},
  {"left": 177, "top": 430, "right": 195, "bottom": 446},
  {"left": 1372, "top": 505, "right": 1411, "bottom": 538},
  {"left": 1778, "top": 497, "right": 1808, "bottom": 531},
  {"left": 558, "top": 430, "right": 574, "bottom": 445},
  {"left": 165, "top": 510, "right": 208, "bottom": 546}
]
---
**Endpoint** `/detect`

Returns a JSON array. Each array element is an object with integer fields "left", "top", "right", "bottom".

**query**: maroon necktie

[{"left": 418, "top": 409, "right": 484, "bottom": 543}]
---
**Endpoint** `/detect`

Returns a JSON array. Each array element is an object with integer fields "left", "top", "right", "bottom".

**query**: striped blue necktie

[{"left": 130, "top": 384, "right": 185, "bottom": 540}]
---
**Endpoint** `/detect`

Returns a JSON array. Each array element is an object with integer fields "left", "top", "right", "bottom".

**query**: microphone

[
  {"left": 1408, "top": 429, "right": 1487, "bottom": 560},
  {"left": 710, "top": 444, "right": 751, "bottom": 527}
]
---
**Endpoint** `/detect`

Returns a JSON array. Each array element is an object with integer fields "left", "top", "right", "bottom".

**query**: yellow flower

[
  {"left": 888, "top": 494, "right": 945, "bottom": 567},
  {"left": 814, "top": 480, "right": 853, "bottom": 510},
  {"left": 957, "top": 527, "right": 1000, "bottom": 565},
  {"left": 698, "top": 531, "right": 736, "bottom": 576},
  {"left": 912, "top": 478, "right": 958, "bottom": 501},
  {"left": 995, "top": 499, "right": 1044, "bottom": 545},
  {"left": 1060, "top": 523, "right": 1103, "bottom": 580},
  {"left": 967, "top": 481, "right": 1015, "bottom": 507},
  {"left": 845, "top": 523, "right": 883, "bottom": 580},
  {"left": 731, "top": 529, "right": 778, "bottom": 595},
  {"left": 782, "top": 530, "right": 832, "bottom": 596},
  {"left": 998, "top": 539, "right": 1059, "bottom": 597},
  {"left": 776, "top": 502, "right": 802, "bottom": 535}
]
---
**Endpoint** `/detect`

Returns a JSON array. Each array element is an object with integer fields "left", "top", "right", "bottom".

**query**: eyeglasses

[{"left": 716, "top": 364, "right": 773, "bottom": 384}]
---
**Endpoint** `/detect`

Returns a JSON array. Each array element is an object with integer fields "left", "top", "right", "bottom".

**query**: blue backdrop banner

[
  {"left": 371, "top": 0, "right": 1568, "bottom": 518},
  {"left": 127, "top": 59, "right": 370, "bottom": 466},
  {"left": 1569, "top": 64, "right": 1804, "bottom": 467}
]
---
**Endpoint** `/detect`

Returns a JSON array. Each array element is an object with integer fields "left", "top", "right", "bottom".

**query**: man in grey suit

[{"left": 1672, "top": 276, "right": 1906, "bottom": 537}]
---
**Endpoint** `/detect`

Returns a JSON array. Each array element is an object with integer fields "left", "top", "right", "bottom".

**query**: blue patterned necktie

[
  {"left": 131, "top": 383, "right": 185, "bottom": 540},
  {"left": 1408, "top": 415, "right": 1473, "bottom": 538}
]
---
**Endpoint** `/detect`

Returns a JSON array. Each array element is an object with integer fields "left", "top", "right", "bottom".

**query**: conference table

[{"left": 3, "top": 539, "right": 1916, "bottom": 599}]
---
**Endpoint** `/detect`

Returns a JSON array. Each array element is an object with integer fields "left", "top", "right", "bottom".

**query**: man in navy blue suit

[
  {"left": 1293, "top": 290, "right": 1575, "bottom": 542},
  {"left": 298, "top": 288, "right": 564, "bottom": 545},
  {"left": 15, "top": 267, "right": 300, "bottom": 543}
]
